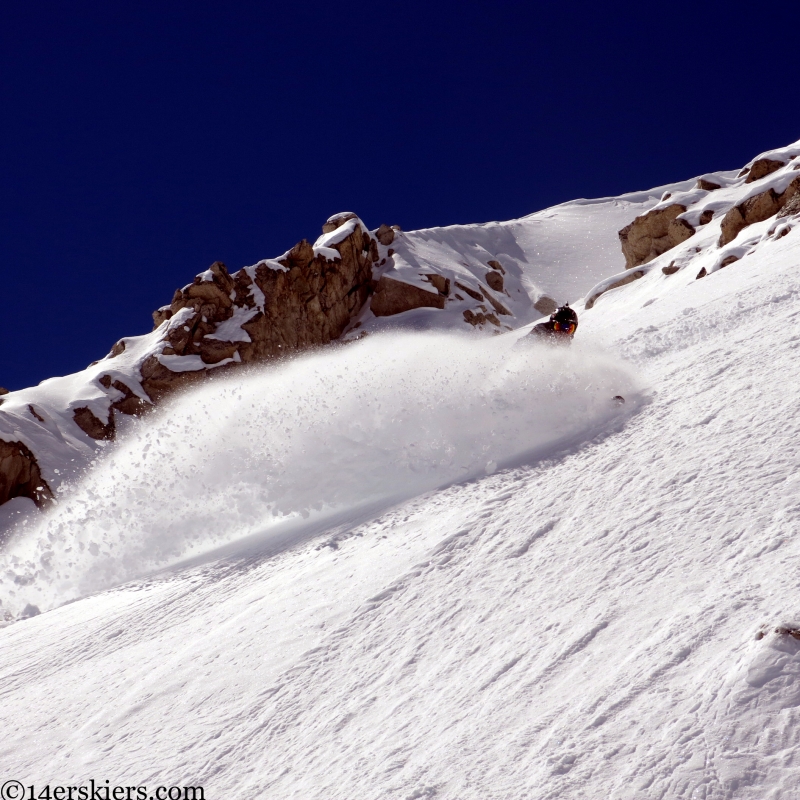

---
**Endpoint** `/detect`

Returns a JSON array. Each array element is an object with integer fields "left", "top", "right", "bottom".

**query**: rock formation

[
  {"left": 584, "top": 270, "right": 645, "bottom": 309},
  {"left": 744, "top": 158, "right": 785, "bottom": 184},
  {"left": 371, "top": 275, "right": 446, "bottom": 316},
  {"left": 0, "top": 440, "right": 52, "bottom": 508},
  {"left": 718, "top": 177, "right": 800, "bottom": 246},
  {"left": 0, "top": 214, "right": 380, "bottom": 509},
  {"left": 141, "top": 216, "right": 376, "bottom": 401},
  {"left": 618, "top": 205, "right": 696, "bottom": 268},
  {"left": 533, "top": 296, "right": 558, "bottom": 316}
]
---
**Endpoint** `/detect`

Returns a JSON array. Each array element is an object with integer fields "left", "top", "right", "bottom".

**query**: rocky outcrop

[
  {"left": 778, "top": 190, "right": 800, "bottom": 219},
  {"left": 718, "top": 177, "right": 800, "bottom": 246},
  {"left": 745, "top": 158, "right": 785, "bottom": 184},
  {"left": 375, "top": 224, "right": 395, "bottom": 246},
  {"left": 699, "top": 210, "right": 714, "bottom": 225},
  {"left": 485, "top": 271, "right": 503, "bottom": 292},
  {"left": 619, "top": 205, "right": 696, "bottom": 269},
  {"left": 423, "top": 274, "right": 451, "bottom": 296},
  {"left": 371, "top": 275, "right": 446, "bottom": 317},
  {"left": 696, "top": 178, "right": 721, "bottom": 191},
  {"left": 463, "top": 309, "right": 500, "bottom": 327},
  {"left": 73, "top": 407, "right": 115, "bottom": 440},
  {"left": 0, "top": 440, "right": 52, "bottom": 508},
  {"left": 98, "top": 375, "right": 150, "bottom": 416},
  {"left": 142, "top": 220, "right": 376, "bottom": 401},
  {"left": 0, "top": 216, "right": 379, "bottom": 509}
]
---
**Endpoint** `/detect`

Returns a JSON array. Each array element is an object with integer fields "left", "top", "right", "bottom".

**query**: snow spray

[{"left": 0, "top": 331, "right": 640, "bottom": 615}]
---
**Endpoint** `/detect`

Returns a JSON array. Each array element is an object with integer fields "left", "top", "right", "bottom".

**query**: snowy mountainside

[
  {"left": 2, "top": 178, "right": 800, "bottom": 799},
  {"left": 353, "top": 178, "right": 696, "bottom": 335},
  {"left": 583, "top": 140, "right": 800, "bottom": 311},
  {"left": 3, "top": 139, "right": 800, "bottom": 799},
  {"left": 0, "top": 182, "right": 679, "bottom": 521}
]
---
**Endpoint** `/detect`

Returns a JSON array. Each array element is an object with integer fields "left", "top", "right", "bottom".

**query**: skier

[{"left": 528, "top": 304, "right": 578, "bottom": 344}]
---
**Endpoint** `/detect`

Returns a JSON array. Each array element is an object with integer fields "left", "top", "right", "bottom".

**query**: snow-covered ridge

[
  {"left": 585, "top": 140, "right": 800, "bottom": 310},
  {"left": 3, "top": 138, "right": 800, "bottom": 524}
]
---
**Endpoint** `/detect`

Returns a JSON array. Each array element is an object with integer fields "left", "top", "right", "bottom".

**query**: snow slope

[
  {"left": 3, "top": 143, "right": 800, "bottom": 799},
  {"left": 0, "top": 179, "right": 683, "bottom": 516},
  {"left": 0, "top": 334, "right": 640, "bottom": 613},
  {"left": 353, "top": 178, "right": 698, "bottom": 335}
]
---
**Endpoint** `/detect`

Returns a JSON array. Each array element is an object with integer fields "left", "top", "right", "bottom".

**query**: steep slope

[
  {"left": 584, "top": 140, "right": 800, "bottom": 311},
  {"left": 2, "top": 191, "right": 799, "bottom": 799},
  {"left": 3, "top": 140, "right": 800, "bottom": 799},
  {"left": 0, "top": 180, "right": 684, "bottom": 518}
]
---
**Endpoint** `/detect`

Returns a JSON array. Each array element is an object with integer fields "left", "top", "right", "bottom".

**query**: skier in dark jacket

[{"left": 529, "top": 304, "right": 578, "bottom": 344}]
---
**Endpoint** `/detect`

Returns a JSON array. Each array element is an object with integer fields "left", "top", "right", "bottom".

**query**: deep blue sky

[{"left": 2, "top": 1, "right": 798, "bottom": 390}]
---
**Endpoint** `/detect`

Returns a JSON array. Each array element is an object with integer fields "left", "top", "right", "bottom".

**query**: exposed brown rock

[
  {"left": 585, "top": 270, "right": 645, "bottom": 309},
  {"left": 533, "top": 296, "right": 558, "bottom": 316},
  {"left": 699, "top": 210, "right": 714, "bottom": 225},
  {"left": 718, "top": 205, "right": 747, "bottom": 247},
  {"left": 720, "top": 255, "right": 739, "bottom": 268},
  {"left": 697, "top": 178, "right": 722, "bottom": 191},
  {"left": 662, "top": 264, "right": 680, "bottom": 275},
  {"left": 73, "top": 407, "right": 115, "bottom": 440},
  {"left": 463, "top": 309, "right": 499, "bottom": 327},
  {"left": 481, "top": 288, "right": 511, "bottom": 316},
  {"left": 152, "top": 306, "right": 173, "bottom": 328},
  {"left": 108, "top": 340, "right": 126, "bottom": 358},
  {"left": 99, "top": 375, "right": 149, "bottom": 416},
  {"left": 423, "top": 274, "right": 450, "bottom": 296},
  {"left": 487, "top": 260, "right": 505, "bottom": 274},
  {"left": 138, "top": 355, "right": 211, "bottom": 404},
  {"left": 778, "top": 192, "right": 800, "bottom": 219},
  {"left": 145, "top": 222, "right": 375, "bottom": 402},
  {"left": 375, "top": 224, "right": 395, "bottom": 246},
  {"left": 746, "top": 158, "right": 784, "bottom": 184},
  {"left": 717, "top": 180, "right": 800, "bottom": 246},
  {"left": 28, "top": 405, "right": 45, "bottom": 423},
  {"left": 454, "top": 282, "right": 483, "bottom": 302},
  {"left": 0, "top": 388, "right": 8, "bottom": 396},
  {"left": 619, "top": 205, "right": 696, "bottom": 268},
  {"left": 322, "top": 213, "right": 359, "bottom": 234},
  {"left": 371, "top": 275, "right": 445, "bottom": 317},
  {"left": 485, "top": 271, "right": 504, "bottom": 292},
  {"left": 0, "top": 439, "right": 53, "bottom": 508},
  {"left": 696, "top": 267, "right": 707, "bottom": 279}
]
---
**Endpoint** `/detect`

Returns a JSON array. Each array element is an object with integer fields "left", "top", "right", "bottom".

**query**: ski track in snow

[{"left": 2, "top": 200, "right": 800, "bottom": 798}]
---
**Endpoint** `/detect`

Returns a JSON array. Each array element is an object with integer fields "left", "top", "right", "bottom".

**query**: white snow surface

[{"left": 3, "top": 142, "right": 800, "bottom": 798}]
